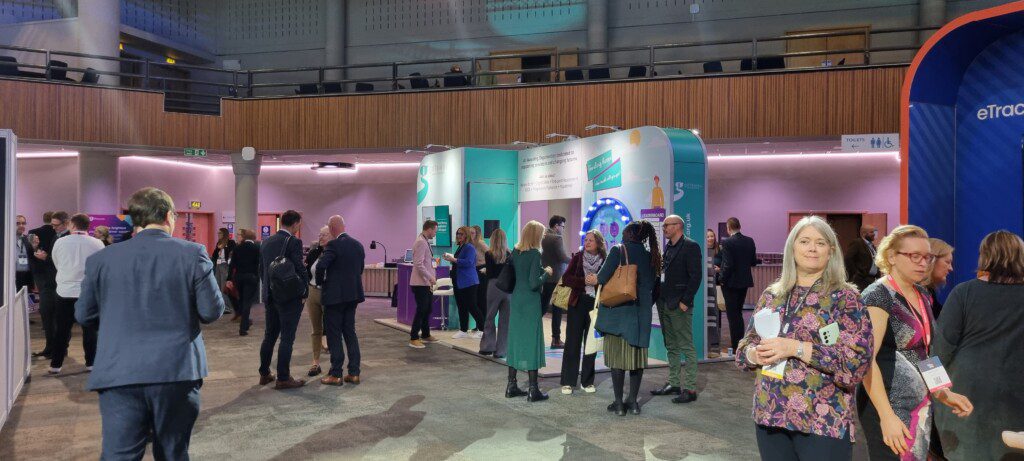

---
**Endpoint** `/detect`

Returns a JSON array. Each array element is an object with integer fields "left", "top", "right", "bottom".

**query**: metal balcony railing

[{"left": 0, "top": 26, "right": 936, "bottom": 116}]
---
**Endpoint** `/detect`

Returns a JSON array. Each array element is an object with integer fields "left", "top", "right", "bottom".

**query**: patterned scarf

[{"left": 582, "top": 251, "right": 604, "bottom": 296}]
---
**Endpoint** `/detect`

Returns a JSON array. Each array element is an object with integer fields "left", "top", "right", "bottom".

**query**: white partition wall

[{"left": 1, "top": 130, "right": 29, "bottom": 431}]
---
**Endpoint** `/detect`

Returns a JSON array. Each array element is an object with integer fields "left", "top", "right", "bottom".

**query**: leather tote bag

[{"left": 599, "top": 244, "right": 638, "bottom": 307}]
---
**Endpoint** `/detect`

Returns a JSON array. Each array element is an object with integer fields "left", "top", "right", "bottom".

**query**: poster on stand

[{"left": 88, "top": 215, "right": 133, "bottom": 243}]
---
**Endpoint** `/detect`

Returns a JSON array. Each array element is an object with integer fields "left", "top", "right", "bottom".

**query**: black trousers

[
  {"left": 233, "top": 273, "right": 259, "bottom": 333},
  {"left": 410, "top": 286, "right": 433, "bottom": 340},
  {"left": 560, "top": 293, "right": 597, "bottom": 387},
  {"left": 453, "top": 285, "right": 482, "bottom": 332},
  {"left": 37, "top": 278, "right": 58, "bottom": 353},
  {"left": 259, "top": 295, "right": 303, "bottom": 381},
  {"left": 51, "top": 295, "right": 97, "bottom": 369},
  {"left": 15, "top": 271, "right": 33, "bottom": 292},
  {"left": 476, "top": 267, "right": 488, "bottom": 326},
  {"left": 722, "top": 286, "right": 749, "bottom": 351},
  {"left": 755, "top": 425, "right": 851, "bottom": 461},
  {"left": 540, "top": 282, "right": 563, "bottom": 340},
  {"left": 325, "top": 301, "right": 361, "bottom": 377},
  {"left": 98, "top": 380, "right": 202, "bottom": 461}
]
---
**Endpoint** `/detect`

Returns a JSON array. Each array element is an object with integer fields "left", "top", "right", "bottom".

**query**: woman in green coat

[
  {"left": 595, "top": 220, "right": 661, "bottom": 416},
  {"left": 505, "top": 220, "right": 553, "bottom": 402}
]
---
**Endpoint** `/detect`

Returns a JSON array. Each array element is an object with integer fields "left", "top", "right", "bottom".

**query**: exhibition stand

[
  {"left": 903, "top": 1, "right": 1024, "bottom": 292},
  {"left": 1, "top": 130, "right": 30, "bottom": 431},
  {"left": 394, "top": 126, "right": 709, "bottom": 363}
]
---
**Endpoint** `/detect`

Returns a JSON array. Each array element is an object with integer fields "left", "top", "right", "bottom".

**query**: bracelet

[{"left": 795, "top": 343, "right": 805, "bottom": 361}]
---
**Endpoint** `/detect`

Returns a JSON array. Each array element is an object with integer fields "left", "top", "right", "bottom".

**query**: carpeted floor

[{"left": 0, "top": 298, "right": 869, "bottom": 460}]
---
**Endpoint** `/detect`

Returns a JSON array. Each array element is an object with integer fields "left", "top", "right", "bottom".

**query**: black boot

[
  {"left": 505, "top": 367, "right": 527, "bottom": 398},
  {"left": 606, "top": 368, "right": 626, "bottom": 416},
  {"left": 526, "top": 370, "right": 548, "bottom": 402},
  {"left": 626, "top": 369, "right": 644, "bottom": 415}
]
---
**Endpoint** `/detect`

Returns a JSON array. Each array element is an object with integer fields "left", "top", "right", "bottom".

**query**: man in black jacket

[
  {"left": 651, "top": 215, "right": 703, "bottom": 403},
  {"left": 28, "top": 211, "right": 57, "bottom": 358},
  {"left": 845, "top": 224, "right": 879, "bottom": 291},
  {"left": 719, "top": 217, "right": 758, "bottom": 352},
  {"left": 257, "top": 210, "right": 309, "bottom": 390},
  {"left": 317, "top": 215, "right": 366, "bottom": 386}
]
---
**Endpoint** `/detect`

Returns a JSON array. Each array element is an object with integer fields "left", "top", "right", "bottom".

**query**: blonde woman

[
  {"left": 736, "top": 215, "right": 872, "bottom": 459},
  {"left": 443, "top": 226, "right": 483, "bottom": 337},
  {"left": 505, "top": 220, "right": 553, "bottom": 401},
  {"left": 858, "top": 225, "right": 973, "bottom": 460},
  {"left": 923, "top": 238, "right": 953, "bottom": 318},
  {"left": 480, "top": 228, "right": 511, "bottom": 357},
  {"left": 303, "top": 226, "right": 332, "bottom": 376},
  {"left": 93, "top": 226, "right": 113, "bottom": 246}
]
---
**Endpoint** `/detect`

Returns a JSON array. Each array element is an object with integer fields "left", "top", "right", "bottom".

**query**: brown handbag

[{"left": 599, "top": 244, "right": 638, "bottom": 307}]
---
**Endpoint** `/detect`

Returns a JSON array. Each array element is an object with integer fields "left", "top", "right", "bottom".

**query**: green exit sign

[{"left": 184, "top": 148, "right": 207, "bottom": 157}]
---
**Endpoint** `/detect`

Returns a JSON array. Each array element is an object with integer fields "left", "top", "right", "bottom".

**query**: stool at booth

[{"left": 432, "top": 277, "right": 454, "bottom": 330}]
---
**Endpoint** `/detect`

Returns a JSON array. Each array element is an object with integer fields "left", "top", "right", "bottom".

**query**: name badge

[
  {"left": 661, "top": 272, "right": 666, "bottom": 282},
  {"left": 818, "top": 322, "right": 840, "bottom": 346},
  {"left": 918, "top": 356, "right": 953, "bottom": 392},
  {"left": 17, "top": 257, "right": 28, "bottom": 266},
  {"left": 761, "top": 359, "right": 787, "bottom": 380}
]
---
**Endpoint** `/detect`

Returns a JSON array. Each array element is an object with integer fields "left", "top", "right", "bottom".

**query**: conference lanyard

[
  {"left": 422, "top": 234, "right": 433, "bottom": 257},
  {"left": 780, "top": 278, "right": 821, "bottom": 335},
  {"left": 888, "top": 275, "right": 931, "bottom": 350}
]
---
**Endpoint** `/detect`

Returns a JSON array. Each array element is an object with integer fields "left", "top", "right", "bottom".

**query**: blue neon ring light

[{"left": 579, "top": 197, "right": 633, "bottom": 248}]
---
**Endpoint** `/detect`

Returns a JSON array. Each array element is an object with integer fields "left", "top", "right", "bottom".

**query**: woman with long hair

[
  {"left": 303, "top": 225, "right": 332, "bottom": 376},
  {"left": 444, "top": 226, "right": 483, "bottom": 338},
  {"left": 505, "top": 221, "right": 553, "bottom": 402},
  {"left": 859, "top": 225, "right": 973, "bottom": 460},
  {"left": 706, "top": 228, "right": 723, "bottom": 357},
  {"left": 212, "top": 227, "right": 236, "bottom": 316},
  {"left": 736, "top": 216, "right": 873, "bottom": 459},
  {"left": 480, "top": 228, "right": 511, "bottom": 358},
  {"left": 933, "top": 230, "right": 1022, "bottom": 460},
  {"left": 596, "top": 220, "right": 660, "bottom": 416},
  {"left": 472, "top": 225, "right": 490, "bottom": 339},
  {"left": 558, "top": 229, "right": 607, "bottom": 395},
  {"left": 923, "top": 238, "right": 953, "bottom": 319}
]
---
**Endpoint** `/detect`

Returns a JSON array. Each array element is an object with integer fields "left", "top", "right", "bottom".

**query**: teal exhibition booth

[{"left": 397, "top": 127, "right": 710, "bottom": 362}]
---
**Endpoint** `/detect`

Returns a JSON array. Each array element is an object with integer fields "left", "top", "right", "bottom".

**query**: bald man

[
  {"left": 316, "top": 215, "right": 366, "bottom": 386},
  {"left": 651, "top": 215, "right": 703, "bottom": 403},
  {"left": 845, "top": 224, "right": 879, "bottom": 291}
]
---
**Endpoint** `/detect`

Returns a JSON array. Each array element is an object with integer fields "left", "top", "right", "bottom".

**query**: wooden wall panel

[{"left": 0, "top": 66, "right": 907, "bottom": 151}]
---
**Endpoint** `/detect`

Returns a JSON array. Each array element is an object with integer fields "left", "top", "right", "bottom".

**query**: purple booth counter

[{"left": 396, "top": 263, "right": 450, "bottom": 329}]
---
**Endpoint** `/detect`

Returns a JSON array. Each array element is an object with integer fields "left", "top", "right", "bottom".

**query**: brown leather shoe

[
  {"left": 320, "top": 375, "right": 343, "bottom": 386},
  {"left": 421, "top": 336, "right": 439, "bottom": 343},
  {"left": 274, "top": 378, "right": 306, "bottom": 390},
  {"left": 258, "top": 373, "right": 276, "bottom": 385},
  {"left": 343, "top": 375, "right": 360, "bottom": 385}
]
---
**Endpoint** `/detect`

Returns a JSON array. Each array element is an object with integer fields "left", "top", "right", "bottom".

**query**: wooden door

[
  {"left": 826, "top": 214, "right": 862, "bottom": 254},
  {"left": 257, "top": 213, "right": 280, "bottom": 241}
]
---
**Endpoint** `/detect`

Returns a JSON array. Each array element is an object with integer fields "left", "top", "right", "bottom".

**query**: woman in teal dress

[
  {"left": 505, "top": 220, "right": 553, "bottom": 402},
  {"left": 595, "top": 220, "right": 661, "bottom": 416}
]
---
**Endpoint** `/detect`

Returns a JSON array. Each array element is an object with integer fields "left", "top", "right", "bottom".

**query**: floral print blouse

[{"left": 736, "top": 285, "right": 873, "bottom": 440}]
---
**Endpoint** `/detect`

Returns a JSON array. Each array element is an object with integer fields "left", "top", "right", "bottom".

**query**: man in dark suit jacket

[
  {"left": 258, "top": 210, "right": 309, "bottom": 390},
  {"left": 75, "top": 188, "right": 224, "bottom": 460},
  {"left": 28, "top": 211, "right": 57, "bottom": 357},
  {"left": 845, "top": 224, "right": 879, "bottom": 291},
  {"left": 316, "top": 215, "right": 366, "bottom": 386},
  {"left": 719, "top": 217, "right": 758, "bottom": 352},
  {"left": 651, "top": 215, "right": 704, "bottom": 403},
  {"left": 15, "top": 215, "right": 34, "bottom": 293}
]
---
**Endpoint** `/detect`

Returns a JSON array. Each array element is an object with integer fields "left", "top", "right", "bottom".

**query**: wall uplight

[{"left": 165, "top": 57, "right": 176, "bottom": 64}]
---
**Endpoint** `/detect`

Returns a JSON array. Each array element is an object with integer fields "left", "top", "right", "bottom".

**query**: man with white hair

[{"left": 316, "top": 215, "right": 366, "bottom": 386}]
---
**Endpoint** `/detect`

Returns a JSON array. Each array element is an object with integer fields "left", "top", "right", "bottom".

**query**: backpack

[{"left": 268, "top": 236, "right": 305, "bottom": 301}]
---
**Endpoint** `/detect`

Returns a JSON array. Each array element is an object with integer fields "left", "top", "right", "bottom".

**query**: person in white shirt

[{"left": 50, "top": 213, "right": 105, "bottom": 374}]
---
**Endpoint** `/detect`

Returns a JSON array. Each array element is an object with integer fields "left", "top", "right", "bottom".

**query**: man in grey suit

[
  {"left": 76, "top": 187, "right": 224, "bottom": 460},
  {"left": 316, "top": 215, "right": 365, "bottom": 386},
  {"left": 258, "top": 210, "right": 309, "bottom": 389}
]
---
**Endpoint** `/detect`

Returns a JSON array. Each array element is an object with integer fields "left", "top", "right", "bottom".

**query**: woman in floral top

[{"left": 736, "top": 216, "right": 873, "bottom": 460}]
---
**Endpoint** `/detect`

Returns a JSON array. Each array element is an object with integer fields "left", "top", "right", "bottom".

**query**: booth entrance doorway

[
  {"left": 173, "top": 211, "right": 214, "bottom": 250},
  {"left": 788, "top": 211, "right": 887, "bottom": 250}
]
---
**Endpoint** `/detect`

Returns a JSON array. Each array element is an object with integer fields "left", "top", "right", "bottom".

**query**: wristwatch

[{"left": 795, "top": 343, "right": 805, "bottom": 360}]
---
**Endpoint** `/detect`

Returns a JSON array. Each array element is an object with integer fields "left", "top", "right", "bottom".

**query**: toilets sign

[{"left": 841, "top": 133, "right": 898, "bottom": 152}]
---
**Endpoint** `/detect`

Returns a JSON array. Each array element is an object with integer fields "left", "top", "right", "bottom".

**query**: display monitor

[{"left": 404, "top": 248, "right": 414, "bottom": 263}]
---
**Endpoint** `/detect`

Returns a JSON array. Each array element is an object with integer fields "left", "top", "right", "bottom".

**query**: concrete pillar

[
  {"left": 76, "top": 0, "right": 121, "bottom": 83},
  {"left": 324, "top": 0, "right": 347, "bottom": 84},
  {"left": 231, "top": 152, "right": 261, "bottom": 233},
  {"left": 587, "top": 0, "right": 609, "bottom": 66},
  {"left": 78, "top": 152, "right": 119, "bottom": 214},
  {"left": 918, "top": 0, "right": 947, "bottom": 44}
]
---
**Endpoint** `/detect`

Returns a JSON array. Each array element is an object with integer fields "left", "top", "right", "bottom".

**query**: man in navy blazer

[
  {"left": 76, "top": 187, "right": 225, "bottom": 460},
  {"left": 316, "top": 215, "right": 366, "bottom": 386},
  {"left": 718, "top": 217, "right": 759, "bottom": 352},
  {"left": 258, "top": 210, "right": 309, "bottom": 390}
]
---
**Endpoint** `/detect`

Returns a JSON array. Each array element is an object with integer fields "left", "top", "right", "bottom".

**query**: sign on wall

[
  {"left": 518, "top": 143, "right": 583, "bottom": 201},
  {"left": 417, "top": 149, "right": 465, "bottom": 249},
  {"left": 841, "top": 133, "right": 899, "bottom": 151},
  {"left": 88, "top": 215, "right": 133, "bottom": 243}
]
